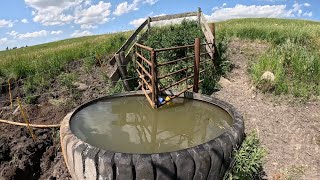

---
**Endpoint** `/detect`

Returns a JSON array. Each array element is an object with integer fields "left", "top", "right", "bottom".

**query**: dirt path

[{"left": 213, "top": 39, "right": 320, "bottom": 179}]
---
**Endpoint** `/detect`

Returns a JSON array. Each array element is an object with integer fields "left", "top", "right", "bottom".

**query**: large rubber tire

[{"left": 60, "top": 91, "right": 244, "bottom": 180}]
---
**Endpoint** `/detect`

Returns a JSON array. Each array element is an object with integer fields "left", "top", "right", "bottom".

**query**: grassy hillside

[
  {"left": 216, "top": 18, "right": 320, "bottom": 97},
  {"left": 0, "top": 32, "right": 131, "bottom": 80}
]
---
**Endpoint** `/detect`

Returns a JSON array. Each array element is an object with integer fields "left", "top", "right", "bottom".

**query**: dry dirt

[
  {"left": 213, "top": 39, "right": 320, "bottom": 179},
  {"left": 0, "top": 60, "right": 111, "bottom": 179}
]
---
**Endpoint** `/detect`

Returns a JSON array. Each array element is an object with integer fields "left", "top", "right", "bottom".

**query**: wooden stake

[
  {"left": 8, "top": 79, "right": 13, "bottom": 112},
  {"left": 193, "top": 38, "right": 200, "bottom": 93},
  {"left": 17, "top": 97, "right": 36, "bottom": 142}
]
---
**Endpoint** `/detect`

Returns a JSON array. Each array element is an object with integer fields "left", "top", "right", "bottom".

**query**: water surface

[{"left": 71, "top": 96, "right": 232, "bottom": 153}]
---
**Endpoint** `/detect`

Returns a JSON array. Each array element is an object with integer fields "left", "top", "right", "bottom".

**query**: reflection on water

[{"left": 71, "top": 96, "right": 232, "bottom": 154}]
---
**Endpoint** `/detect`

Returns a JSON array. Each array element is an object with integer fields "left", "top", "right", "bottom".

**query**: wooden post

[
  {"left": 150, "top": 49, "right": 157, "bottom": 108},
  {"left": 209, "top": 23, "right": 215, "bottom": 44},
  {"left": 193, "top": 38, "right": 200, "bottom": 93},
  {"left": 115, "top": 53, "right": 131, "bottom": 91},
  {"left": 147, "top": 17, "right": 151, "bottom": 33},
  {"left": 197, "top": 7, "right": 201, "bottom": 26}
]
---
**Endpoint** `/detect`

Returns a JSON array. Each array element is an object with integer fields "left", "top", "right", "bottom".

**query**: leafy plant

[{"left": 228, "top": 130, "right": 267, "bottom": 180}]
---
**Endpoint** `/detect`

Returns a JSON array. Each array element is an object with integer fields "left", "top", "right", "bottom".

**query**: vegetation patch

[
  {"left": 228, "top": 130, "right": 267, "bottom": 179},
  {"left": 217, "top": 18, "right": 320, "bottom": 98}
]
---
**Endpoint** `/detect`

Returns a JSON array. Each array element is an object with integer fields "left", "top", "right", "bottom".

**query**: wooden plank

[
  {"left": 200, "top": 13, "right": 215, "bottom": 59},
  {"left": 115, "top": 54, "right": 131, "bottom": 91},
  {"left": 136, "top": 52, "right": 152, "bottom": 66},
  {"left": 193, "top": 38, "right": 200, "bottom": 93},
  {"left": 110, "top": 19, "right": 148, "bottom": 65},
  {"left": 150, "top": 12, "right": 197, "bottom": 22},
  {"left": 136, "top": 61, "right": 152, "bottom": 79}
]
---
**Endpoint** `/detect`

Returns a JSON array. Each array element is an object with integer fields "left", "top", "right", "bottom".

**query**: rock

[
  {"left": 218, "top": 77, "right": 231, "bottom": 88},
  {"left": 73, "top": 82, "right": 88, "bottom": 91},
  {"left": 12, "top": 107, "right": 20, "bottom": 116},
  {"left": 260, "top": 71, "right": 275, "bottom": 82}
]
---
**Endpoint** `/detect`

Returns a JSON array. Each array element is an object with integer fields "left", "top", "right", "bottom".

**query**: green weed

[{"left": 228, "top": 130, "right": 267, "bottom": 180}]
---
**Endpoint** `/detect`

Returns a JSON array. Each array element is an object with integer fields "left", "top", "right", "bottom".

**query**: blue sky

[{"left": 0, "top": 0, "right": 319, "bottom": 50}]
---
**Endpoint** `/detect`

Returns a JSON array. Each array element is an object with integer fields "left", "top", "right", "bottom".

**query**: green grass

[
  {"left": 216, "top": 18, "right": 320, "bottom": 98},
  {"left": 0, "top": 32, "right": 130, "bottom": 80}
]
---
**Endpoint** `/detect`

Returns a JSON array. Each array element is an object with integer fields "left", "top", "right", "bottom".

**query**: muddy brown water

[{"left": 70, "top": 96, "right": 232, "bottom": 154}]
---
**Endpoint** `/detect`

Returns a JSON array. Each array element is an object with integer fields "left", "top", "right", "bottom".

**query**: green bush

[{"left": 228, "top": 130, "right": 267, "bottom": 180}]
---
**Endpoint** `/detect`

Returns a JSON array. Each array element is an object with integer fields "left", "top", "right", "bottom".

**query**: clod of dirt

[
  {"left": 73, "top": 82, "right": 89, "bottom": 91},
  {"left": 0, "top": 137, "right": 10, "bottom": 162},
  {"left": 218, "top": 77, "right": 232, "bottom": 88}
]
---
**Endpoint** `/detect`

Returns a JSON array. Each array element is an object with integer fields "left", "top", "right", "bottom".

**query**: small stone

[
  {"left": 218, "top": 77, "right": 231, "bottom": 88},
  {"left": 260, "top": 71, "right": 275, "bottom": 82},
  {"left": 12, "top": 107, "right": 20, "bottom": 116},
  {"left": 73, "top": 82, "right": 89, "bottom": 91}
]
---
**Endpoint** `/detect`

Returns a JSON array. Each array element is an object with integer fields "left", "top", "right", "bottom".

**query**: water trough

[{"left": 60, "top": 91, "right": 244, "bottom": 180}]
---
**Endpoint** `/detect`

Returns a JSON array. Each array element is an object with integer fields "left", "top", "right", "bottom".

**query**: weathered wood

[
  {"left": 150, "top": 12, "right": 197, "bottom": 22},
  {"left": 110, "top": 19, "right": 148, "bottom": 65},
  {"left": 193, "top": 38, "right": 200, "bottom": 93},
  {"left": 197, "top": 7, "right": 201, "bottom": 26},
  {"left": 200, "top": 13, "right": 215, "bottom": 59},
  {"left": 209, "top": 23, "right": 215, "bottom": 44},
  {"left": 119, "top": 51, "right": 129, "bottom": 65},
  {"left": 115, "top": 54, "right": 130, "bottom": 91}
]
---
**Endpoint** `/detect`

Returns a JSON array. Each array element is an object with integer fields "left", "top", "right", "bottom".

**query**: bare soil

[
  {"left": 213, "top": 39, "right": 320, "bottom": 179},
  {"left": 0, "top": 60, "right": 111, "bottom": 179}
]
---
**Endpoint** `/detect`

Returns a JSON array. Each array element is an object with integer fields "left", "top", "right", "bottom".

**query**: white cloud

[
  {"left": 25, "top": 0, "right": 82, "bottom": 26},
  {"left": 18, "top": 30, "right": 48, "bottom": 39},
  {"left": 0, "top": 38, "right": 8, "bottom": 43},
  {"left": 113, "top": 0, "right": 156, "bottom": 16},
  {"left": 51, "top": 30, "right": 63, "bottom": 35},
  {"left": 75, "top": 1, "right": 111, "bottom": 26},
  {"left": 0, "top": 19, "right": 14, "bottom": 28},
  {"left": 114, "top": 0, "right": 141, "bottom": 16},
  {"left": 129, "top": 18, "right": 146, "bottom": 27},
  {"left": 304, "top": 3, "right": 311, "bottom": 7},
  {"left": 303, "top": 12, "right": 312, "bottom": 17},
  {"left": 144, "top": 0, "right": 158, "bottom": 5},
  {"left": 6, "top": 31, "right": 18, "bottom": 37},
  {"left": 206, "top": 3, "right": 313, "bottom": 21},
  {"left": 21, "top": 19, "right": 29, "bottom": 23},
  {"left": 80, "top": 24, "right": 97, "bottom": 29},
  {"left": 71, "top": 30, "right": 92, "bottom": 37},
  {"left": 6, "top": 30, "right": 48, "bottom": 39}
]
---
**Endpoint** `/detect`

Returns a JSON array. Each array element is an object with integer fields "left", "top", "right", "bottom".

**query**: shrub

[{"left": 228, "top": 130, "right": 267, "bottom": 180}]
